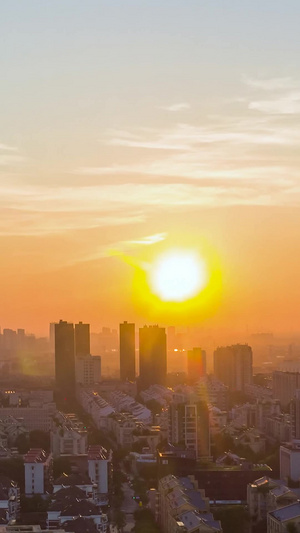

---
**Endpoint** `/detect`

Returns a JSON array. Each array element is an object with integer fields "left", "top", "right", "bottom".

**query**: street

[{"left": 121, "top": 481, "right": 139, "bottom": 532}]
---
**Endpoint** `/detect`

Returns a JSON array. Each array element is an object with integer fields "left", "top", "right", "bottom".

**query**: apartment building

[
  {"left": 88, "top": 445, "right": 112, "bottom": 506},
  {"left": 280, "top": 440, "right": 300, "bottom": 482},
  {"left": 24, "top": 449, "right": 53, "bottom": 496},
  {"left": 168, "top": 401, "right": 210, "bottom": 460}
]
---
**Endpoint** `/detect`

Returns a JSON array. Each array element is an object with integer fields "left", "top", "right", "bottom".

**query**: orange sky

[
  {"left": 1, "top": 2, "right": 300, "bottom": 337},
  {"left": 1, "top": 205, "right": 299, "bottom": 337}
]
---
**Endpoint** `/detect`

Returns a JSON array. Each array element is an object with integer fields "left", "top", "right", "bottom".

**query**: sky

[{"left": 1, "top": 1, "right": 300, "bottom": 336}]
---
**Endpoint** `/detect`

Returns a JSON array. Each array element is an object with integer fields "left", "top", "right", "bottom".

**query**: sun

[{"left": 148, "top": 249, "right": 207, "bottom": 302}]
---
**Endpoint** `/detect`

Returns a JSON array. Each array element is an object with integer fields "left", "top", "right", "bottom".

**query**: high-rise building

[
  {"left": 139, "top": 325, "right": 167, "bottom": 390},
  {"left": 55, "top": 320, "right": 75, "bottom": 399},
  {"left": 187, "top": 347, "right": 206, "bottom": 382},
  {"left": 75, "top": 322, "right": 90, "bottom": 356},
  {"left": 214, "top": 344, "right": 253, "bottom": 391},
  {"left": 76, "top": 354, "right": 101, "bottom": 386},
  {"left": 119, "top": 321, "right": 135, "bottom": 382},
  {"left": 273, "top": 363, "right": 300, "bottom": 409},
  {"left": 168, "top": 400, "right": 210, "bottom": 459},
  {"left": 291, "top": 389, "right": 300, "bottom": 439}
]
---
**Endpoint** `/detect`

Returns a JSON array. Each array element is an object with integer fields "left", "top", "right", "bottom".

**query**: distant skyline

[{"left": 1, "top": 1, "right": 300, "bottom": 335}]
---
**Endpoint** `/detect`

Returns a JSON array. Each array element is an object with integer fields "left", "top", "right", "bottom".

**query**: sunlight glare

[{"left": 149, "top": 249, "right": 207, "bottom": 302}]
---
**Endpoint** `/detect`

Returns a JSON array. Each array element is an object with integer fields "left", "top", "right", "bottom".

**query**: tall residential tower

[
  {"left": 119, "top": 322, "right": 135, "bottom": 382},
  {"left": 139, "top": 325, "right": 167, "bottom": 390},
  {"left": 55, "top": 320, "right": 75, "bottom": 400}
]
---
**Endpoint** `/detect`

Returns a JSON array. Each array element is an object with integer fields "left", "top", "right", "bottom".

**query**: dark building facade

[
  {"left": 187, "top": 347, "right": 206, "bottom": 382},
  {"left": 214, "top": 344, "right": 253, "bottom": 392},
  {"left": 55, "top": 320, "right": 75, "bottom": 399},
  {"left": 119, "top": 321, "right": 135, "bottom": 382},
  {"left": 75, "top": 322, "right": 90, "bottom": 356},
  {"left": 139, "top": 325, "right": 167, "bottom": 390}
]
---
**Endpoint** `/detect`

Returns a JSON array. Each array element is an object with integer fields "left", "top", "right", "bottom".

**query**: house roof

[
  {"left": 54, "top": 472, "right": 92, "bottom": 486},
  {"left": 63, "top": 517, "right": 99, "bottom": 532},
  {"left": 54, "top": 486, "right": 87, "bottom": 500},
  {"left": 60, "top": 499, "right": 99, "bottom": 516}
]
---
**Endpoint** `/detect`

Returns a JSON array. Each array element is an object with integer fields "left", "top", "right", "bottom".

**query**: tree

[
  {"left": 115, "top": 510, "right": 126, "bottom": 532},
  {"left": 287, "top": 524, "right": 298, "bottom": 533},
  {"left": 213, "top": 505, "right": 249, "bottom": 533},
  {"left": 29, "top": 430, "right": 50, "bottom": 452},
  {"left": 53, "top": 456, "right": 72, "bottom": 479},
  {"left": 21, "top": 494, "right": 50, "bottom": 513},
  {"left": 0, "top": 458, "right": 25, "bottom": 489},
  {"left": 134, "top": 509, "right": 161, "bottom": 533},
  {"left": 15, "top": 433, "right": 30, "bottom": 454}
]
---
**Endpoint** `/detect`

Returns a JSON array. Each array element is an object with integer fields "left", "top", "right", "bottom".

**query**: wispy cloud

[
  {"left": 76, "top": 116, "right": 300, "bottom": 187},
  {"left": 0, "top": 143, "right": 18, "bottom": 151},
  {"left": 244, "top": 77, "right": 298, "bottom": 92},
  {"left": 243, "top": 77, "right": 300, "bottom": 115},
  {"left": 160, "top": 102, "right": 191, "bottom": 112},
  {"left": 1, "top": 176, "right": 298, "bottom": 238},
  {"left": 249, "top": 92, "right": 300, "bottom": 115},
  {"left": 127, "top": 233, "right": 167, "bottom": 245}
]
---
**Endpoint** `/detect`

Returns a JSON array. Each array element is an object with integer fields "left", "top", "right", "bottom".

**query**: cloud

[
  {"left": 108, "top": 137, "right": 190, "bottom": 151},
  {"left": 249, "top": 92, "right": 300, "bottom": 115},
  {"left": 160, "top": 102, "right": 191, "bottom": 112},
  {"left": 244, "top": 77, "right": 298, "bottom": 92},
  {"left": 76, "top": 117, "right": 300, "bottom": 187},
  {"left": 0, "top": 143, "right": 18, "bottom": 151},
  {"left": 127, "top": 233, "right": 167, "bottom": 245}
]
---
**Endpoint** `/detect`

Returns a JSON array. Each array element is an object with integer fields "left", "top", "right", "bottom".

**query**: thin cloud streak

[
  {"left": 0, "top": 178, "right": 299, "bottom": 237},
  {"left": 244, "top": 77, "right": 299, "bottom": 91},
  {"left": 160, "top": 103, "right": 191, "bottom": 112},
  {"left": 249, "top": 92, "right": 300, "bottom": 115}
]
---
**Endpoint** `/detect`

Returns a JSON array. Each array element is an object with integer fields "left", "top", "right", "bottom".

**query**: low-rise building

[
  {"left": 108, "top": 390, "right": 152, "bottom": 424},
  {"left": 77, "top": 389, "right": 114, "bottom": 430},
  {"left": 51, "top": 412, "right": 87, "bottom": 457},
  {"left": 267, "top": 502, "right": 300, "bottom": 533},
  {"left": 109, "top": 412, "right": 141, "bottom": 448},
  {"left": 47, "top": 485, "right": 108, "bottom": 532},
  {"left": 153, "top": 475, "right": 222, "bottom": 533},
  {"left": 52, "top": 472, "right": 96, "bottom": 500},
  {"left": 0, "top": 475, "right": 20, "bottom": 523},
  {"left": 0, "top": 401, "right": 56, "bottom": 432},
  {"left": 247, "top": 476, "right": 299, "bottom": 525}
]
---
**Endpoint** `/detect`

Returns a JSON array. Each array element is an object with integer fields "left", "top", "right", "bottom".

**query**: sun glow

[{"left": 149, "top": 249, "right": 207, "bottom": 302}]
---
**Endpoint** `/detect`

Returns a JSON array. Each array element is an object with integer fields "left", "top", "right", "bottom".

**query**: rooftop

[
  {"left": 269, "top": 502, "right": 300, "bottom": 522},
  {"left": 24, "top": 449, "right": 50, "bottom": 464}
]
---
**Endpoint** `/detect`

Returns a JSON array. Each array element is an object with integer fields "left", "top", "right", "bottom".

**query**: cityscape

[
  {"left": 1, "top": 1, "right": 300, "bottom": 533},
  {"left": 0, "top": 321, "right": 299, "bottom": 532}
]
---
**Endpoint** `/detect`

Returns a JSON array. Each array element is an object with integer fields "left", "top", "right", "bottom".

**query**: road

[{"left": 121, "top": 481, "right": 139, "bottom": 532}]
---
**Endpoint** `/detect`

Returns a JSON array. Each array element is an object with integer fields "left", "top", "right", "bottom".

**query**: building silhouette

[
  {"left": 214, "top": 344, "right": 253, "bottom": 391},
  {"left": 119, "top": 321, "right": 135, "bottom": 382},
  {"left": 139, "top": 325, "right": 167, "bottom": 390},
  {"left": 55, "top": 320, "right": 75, "bottom": 400},
  {"left": 75, "top": 322, "right": 90, "bottom": 356},
  {"left": 187, "top": 347, "right": 206, "bottom": 383}
]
